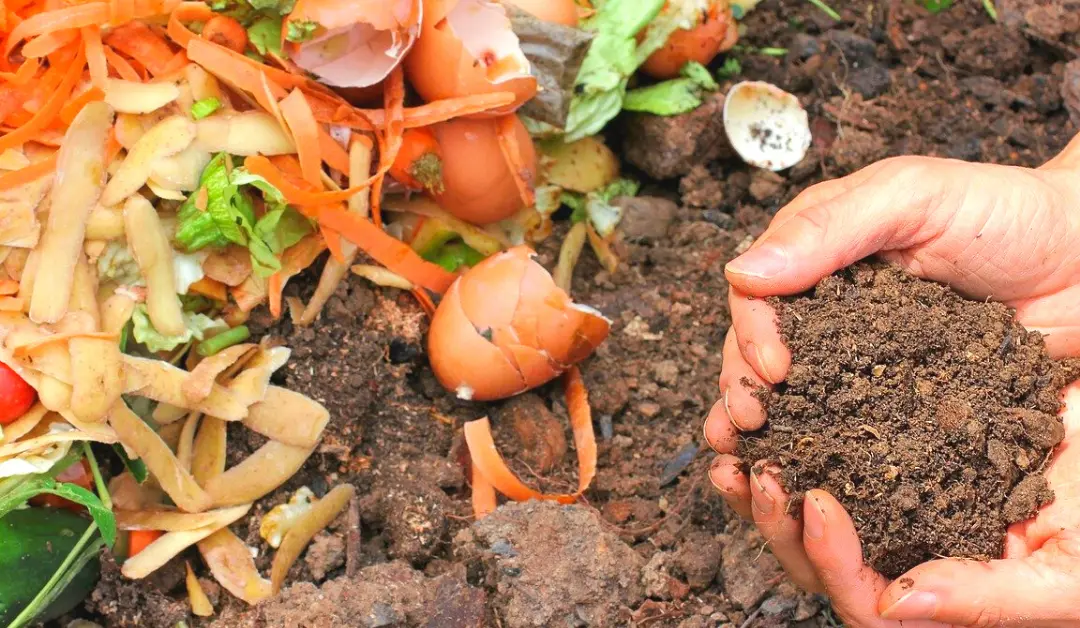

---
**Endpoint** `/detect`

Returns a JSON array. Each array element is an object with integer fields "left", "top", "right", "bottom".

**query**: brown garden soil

[
  {"left": 739, "top": 262, "right": 1068, "bottom": 579},
  {"left": 78, "top": 0, "right": 1079, "bottom": 626}
]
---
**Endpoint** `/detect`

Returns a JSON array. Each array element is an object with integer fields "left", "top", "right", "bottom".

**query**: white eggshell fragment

[{"left": 723, "top": 81, "right": 811, "bottom": 171}]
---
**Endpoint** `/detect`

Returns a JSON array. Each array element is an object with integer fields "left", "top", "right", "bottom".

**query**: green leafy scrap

[
  {"left": 247, "top": 17, "right": 282, "bottom": 55},
  {"left": 286, "top": 19, "right": 318, "bottom": 43},
  {"left": 191, "top": 97, "right": 222, "bottom": 120},
  {"left": 623, "top": 61, "right": 719, "bottom": 116}
]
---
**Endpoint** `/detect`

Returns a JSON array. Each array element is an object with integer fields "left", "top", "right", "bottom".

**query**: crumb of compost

[{"left": 739, "top": 262, "right": 1068, "bottom": 578}]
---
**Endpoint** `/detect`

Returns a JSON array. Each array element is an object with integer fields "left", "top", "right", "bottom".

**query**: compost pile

[{"left": 741, "top": 262, "right": 1069, "bottom": 578}]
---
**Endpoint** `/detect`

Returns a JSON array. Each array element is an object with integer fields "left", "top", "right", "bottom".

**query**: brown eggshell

[
  {"left": 640, "top": 0, "right": 739, "bottom": 80},
  {"left": 405, "top": 0, "right": 537, "bottom": 114},
  {"left": 431, "top": 116, "right": 536, "bottom": 225},
  {"left": 427, "top": 246, "right": 610, "bottom": 401},
  {"left": 504, "top": 0, "right": 579, "bottom": 26}
]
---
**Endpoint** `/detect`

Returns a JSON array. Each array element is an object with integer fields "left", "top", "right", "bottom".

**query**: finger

[
  {"left": 1011, "top": 283, "right": 1080, "bottom": 359},
  {"left": 878, "top": 540, "right": 1080, "bottom": 626},
  {"left": 802, "top": 490, "right": 941, "bottom": 628},
  {"left": 709, "top": 454, "right": 752, "bottom": 520},
  {"left": 749, "top": 465, "right": 824, "bottom": 593},
  {"left": 708, "top": 329, "right": 769, "bottom": 449},
  {"left": 725, "top": 159, "right": 938, "bottom": 297},
  {"left": 729, "top": 286, "right": 790, "bottom": 384}
]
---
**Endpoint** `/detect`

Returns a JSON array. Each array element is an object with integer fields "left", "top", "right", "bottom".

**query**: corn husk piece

[
  {"left": 197, "top": 528, "right": 272, "bottom": 605},
  {"left": 121, "top": 503, "right": 250, "bottom": 578},
  {"left": 122, "top": 355, "right": 249, "bottom": 421},
  {"left": 182, "top": 344, "right": 257, "bottom": 404},
  {"left": 186, "top": 562, "right": 214, "bottom": 617},
  {"left": 108, "top": 401, "right": 212, "bottom": 513},
  {"left": 243, "top": 386, "right": 329, "bottom": 449},
  {"left": 270, "top": 484, "right": 355, "bottom": 593},
  {"left": 204, "top": 440, "right": 315, "bottom": 508}
]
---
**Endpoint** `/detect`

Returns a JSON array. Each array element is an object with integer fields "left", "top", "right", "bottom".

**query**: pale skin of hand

[{"left": 704, "top": 135, "right": 1080, "bottom": 627}]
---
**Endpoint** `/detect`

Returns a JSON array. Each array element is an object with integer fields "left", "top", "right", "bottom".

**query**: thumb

[
  {"left": 878, "top": 538, "right": 1080, "bottom": 626},
  {"left": 724, "top": 158, "right": 938, "bottom": 296}
]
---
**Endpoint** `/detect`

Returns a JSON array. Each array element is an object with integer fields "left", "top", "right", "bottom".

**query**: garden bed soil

[{"left": 82, "top": 0, "right": 1079, "bottom": 626}]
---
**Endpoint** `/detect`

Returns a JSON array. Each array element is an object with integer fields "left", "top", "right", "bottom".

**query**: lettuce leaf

[
  {"left": 130, "top": 304, "right": 227, "bottom": 353},
  {"left": 623, "top": 61, "right": 719, "bottom": 116},
  {"left": 191, "top": 97, "right": 222, "bottom": 120},
  {"left": 247, "top": 17, "right": 283, "bottom": 56},
  {"left": 563, "top": 177, "right": 639, "bottom": 237}
]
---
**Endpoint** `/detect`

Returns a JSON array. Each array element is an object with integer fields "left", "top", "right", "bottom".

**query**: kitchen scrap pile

[{"left": 0, "top": 0, "right": 767, "bottom": 623}]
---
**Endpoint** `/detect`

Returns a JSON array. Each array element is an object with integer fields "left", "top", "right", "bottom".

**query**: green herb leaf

[
  {"left": 922, "top": 0, "right": 953, "bottom": 12},
  {"left": 286, "top": 19, "right": 318, "bottom": 43},
  {"left": 191, "top": 97, "right": 222, "bottom": 120},
  {"left": 247, "top": 17, "right": 283, "bottom": 56},
  {"left": 113, "top": 444, "right": 149, "bottom": 483},
  {"left": 717, "top": 56, "right": 741, "bottom": 78}
]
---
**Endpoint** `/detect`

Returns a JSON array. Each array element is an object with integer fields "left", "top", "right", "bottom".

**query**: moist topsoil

[
  {"left": 740, "top": 262, "right": 1068, "bottom": 578},
  {"left": 79, "top": 0, "right": 1080, "bottom": 625}
]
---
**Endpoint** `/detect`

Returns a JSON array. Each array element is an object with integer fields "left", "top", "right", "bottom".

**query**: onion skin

[
  {"left": 405, "top": 0, "right": 537, "bottom": 114},
  {"left": 432, "top": 115, "right": 536, "bottom": 225},
  {"left": 640, "top": 0, "right": 739, "bottom": 80},
  {"left": 504, "top": 0, "right": 578, "bottom": 26},
  {"left": 428, "top": 246, "right": 610, "bottom": 401}
]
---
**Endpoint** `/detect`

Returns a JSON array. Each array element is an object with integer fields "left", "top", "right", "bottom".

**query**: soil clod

[{"left": 740, "top": 262, "right": 1068, "bottom": 578}]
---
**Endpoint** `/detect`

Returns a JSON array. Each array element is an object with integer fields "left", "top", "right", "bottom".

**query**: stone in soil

[
  {"left": 453, "top": 501, "right": 644, "bottom": 627},
  {"left": 740, "top": 262, "right": 1068, "bottom": 578},
  {"left": 621, "top": 93, "right": 731, "bottom": 180}
]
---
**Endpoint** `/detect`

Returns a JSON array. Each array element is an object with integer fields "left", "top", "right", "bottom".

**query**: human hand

[{"left": 704, "top": 139, "right": 1080, "bottom": 626}]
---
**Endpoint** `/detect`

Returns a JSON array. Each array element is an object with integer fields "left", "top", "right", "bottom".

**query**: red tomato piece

[{"left": 0, "top": 362, "right": 36, "bottom": 425}]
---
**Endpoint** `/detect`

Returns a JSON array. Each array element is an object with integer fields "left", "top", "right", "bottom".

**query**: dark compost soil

[
  {"left": 79, "top": 0, "right": 1080, "bottom": 626},
  {"left": 739, "top": 262, "right": 1068, "bottom": 579}
]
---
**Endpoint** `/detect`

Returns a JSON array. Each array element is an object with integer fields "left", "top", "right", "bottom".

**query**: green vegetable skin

[{"left": 0, "top": 509, "right": 100, "bottom": 625}]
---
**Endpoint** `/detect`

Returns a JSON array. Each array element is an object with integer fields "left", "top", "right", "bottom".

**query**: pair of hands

[{"left": 705, "top": 137, "right": 1080, "bottom": 627}]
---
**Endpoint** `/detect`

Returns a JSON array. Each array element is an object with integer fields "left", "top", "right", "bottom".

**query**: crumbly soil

[
  {"left": 80, "top": 0, "right": 1079, "bottom": 626},
  {"left": 739, "top": 263, "right": 1068, "bottom": 578}
]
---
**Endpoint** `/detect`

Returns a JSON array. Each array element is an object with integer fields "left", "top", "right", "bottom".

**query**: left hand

[{"left": 712, "top": 381, "right": 1080, "bottom": 627}]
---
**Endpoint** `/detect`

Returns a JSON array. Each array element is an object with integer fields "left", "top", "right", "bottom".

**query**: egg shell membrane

[
  {"left": 286, "top": 0, "right": 421, "bottom": 88},
  {"left": 445, "top": 0, "right": 530, "bottom": 85},
  {"left": 428, "top": 280, "right": 526, "bottom": 400}
]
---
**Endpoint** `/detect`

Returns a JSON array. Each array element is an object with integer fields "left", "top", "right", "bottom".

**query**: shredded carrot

[
  {"left": 328, "top": 92, "right": 518, "bottom": 129},
  {"left": 111, "top": 0, "right": 135, "bottom": 26},
  {"left": 4, "top": 3, "right": 108, "bottom": 56},
  {"left": 0, "top": 48, "right": 83, "bottom": 155},
  {"left": 0, "top": 153, "right": 56, "bottom": 191},
  {"left": 267, "top": 272, "right": 284, "bottom": 319},
  {"left": 314, "top": 203, "right": 456, "bottom": 294},
  {"left": 0, "top": 280, "right": 19, "bottom": 296},
  {"left": 59, "top": 87, "right": 104, "bottom": 125},
  {"left": 82, "top": 26, "right": 108, "bottom": 88},
  {"left": 159, "top": 49, "right": 188, "bottom": 75},
  {"left": 0, "top": 297, "right": 25, "bottom": 311},
  {"left": 411, "top": 288, "right": 436, "bottom": 318},
  {"left": 201, "top": 15, "right": 246, "bottom": 54},
  {"left": 496, "top": 114, "right": 535, "bottom": 208},
  {"left": 165, "top": 1, "right": 213, "bottom": 49},
  {"left": 128, "top": 530, "right": 163, "bottom": 557},
  {"left": 372, "top": 66, "right": 406, "bottom": 226},
  {"left": 320, "top": 224, "right": 346, "bottom": 264},
  {"left": 278, "top": 89, "right": 322, "bottom": 188},
  {"left": 267, "top": 234, "right": 327, "bottom": 319},
  {"left": 464, "top": 366, "right": 597, "bottom": 505},
  {"left": 471, "top": 463, "right": 497, "bottom": 519},
  {"left": 104, "top": 21, "right": 177, "bottom": 75},
  {"left": 10, "top": 58, "right": 41, "bottom": 85},
  {"left": 104, "top": 47, "right": 141, "bottom": 81},
  {"left": 189, "top": 277, "right": 227, "bottom": 301}
]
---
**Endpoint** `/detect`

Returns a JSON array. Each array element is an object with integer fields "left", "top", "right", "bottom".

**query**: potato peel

[
  {"left": 269, "top": 483, "right": 356, "bottom": 594},
  {"left": 197, "top": 528, "right": 273, "bottom": 605},
  {"left": 121, "top": 503, "right": 250, "bottom": 579},
  {"left": 465, "top": 366, "right": 596, "bottom": 507},
  {"left": 186, "top": 562, "right": 215, "bottom": 617}
]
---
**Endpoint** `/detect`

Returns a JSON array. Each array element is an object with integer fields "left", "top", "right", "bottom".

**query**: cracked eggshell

[
  {"left": 427, "top": 246, "right": 610, "bottom": 401},
  {"left": 723, "top": 81, "right": 811, "bottom": 171},
  {"left": 285, "top": 0, "right": 422, "bottom": 89},
  {"left": 405, "top": 0, "right": 537, "bottom": 115}
]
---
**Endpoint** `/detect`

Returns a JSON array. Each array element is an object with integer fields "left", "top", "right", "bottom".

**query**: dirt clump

[
  {"left": 740, "top": 262, "right": 1068, "bottom": 578},
  {"left": 621, "top": 93, "right": 732, "bottom": 180},
  {"left": 86, "top": 555, "right": 191, "bottom": 628},
  {"left": 453, "top": 500, "right": 644, "bottom": 627}
]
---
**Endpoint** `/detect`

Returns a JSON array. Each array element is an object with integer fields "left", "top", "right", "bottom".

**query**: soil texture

[{"left": 740, "top": 262, "right": 1068, "bottom": 578}]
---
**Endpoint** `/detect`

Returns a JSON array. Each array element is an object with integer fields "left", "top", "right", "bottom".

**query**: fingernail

[
  {"left": 708, "top": 458, "right": 734, "bottom": 492},
  {"left": 726, "top": 245, "right": 788, "bottom": 279},
  {"left": 746, "top": 342, "right": 779, "bottom": 384},
  {"left": 750, "top": 470, "right": 775, "bottom": 515},
  {"left": 880, "top": 592, "right": 940, "bottom": 620},
  {"left": 723, "top": 388, "right": 749, "bottom": 432},
  {"left": 804, "top": 494, "right": 826, "bottom": 540}
]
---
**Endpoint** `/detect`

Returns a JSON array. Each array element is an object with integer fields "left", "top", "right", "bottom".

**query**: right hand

[{"left": 704, "top": 137, "right": 1080, "bottom": 625}]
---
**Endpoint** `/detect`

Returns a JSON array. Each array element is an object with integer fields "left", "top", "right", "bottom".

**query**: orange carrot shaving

[
  {"left": 278, "top": 89, "right": 321, "bottom": 187},
  {"left": 21, "top": 28, "right": 78, "bottom": 58},
  {"left": 320, "top": 224, "right": 345, "bottom": 264},
  {"left": 104, "top": 47, "right": 141, "bottom": 81},
  {"left": 411, "top": 288, "right": 436, "bottom": 318},
  {"left": 59, "top": 87, "right": 104, "bottom": 125},
  {"left": 267, "top": 234, "right": 327, "bottom": 319},
  {"left": 0, "top": 153, "right": 56, "bottom": 191},
  {"left": 314, "top": 204, "right": 456, "bottom": 294},
  {"left": 372, "top": 66, "right": 406, "bottom": 226},
  {"left": 4, "top": 3, "right": 108, "bottom": 56},
  {"left": 201, "top": 15, "right": 247, "bottom": 54},
  {"left": 0, "top": 279, "right": 20, "bottom": 295},
  {"left": 470, "top": 464, "right": 497, "bottom": 519},
  {"left": 159, "top": 50, "right": 188, "bottom": 75},
  {"left": 82, "top": 26, "right": 108, "bottom": 88},
  {"left": 111, "top": 0, "right": 135, "bottom": 26},
  {"left": 496, "top": 114, "right": 536, "bottom": 208},
  {"left": 0, "top": 48, "right": 83, "bottom": 155},
  {"left": 332, "top": 92, "right": 518, "bottom": 129},
  {"left": 189, "top": 277, "right": 227, "bottom": 301},
  {"left": 267, "top": 273, "right": 284, "bottom": 319},
  {"left": 10, "top": 58, "right": 42, "bottom": 85},
  {"left": 166, "top": 1, "right": 213, "bottom": 49},
  {"left": 464, "top": 367, "right": 597, "bottom": 505},
  {"left": 104, "top": 21, "right": 177, "bottom": 75},
  {"left": 128, "top": 530, "right": 163, "bottom": 557}
]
